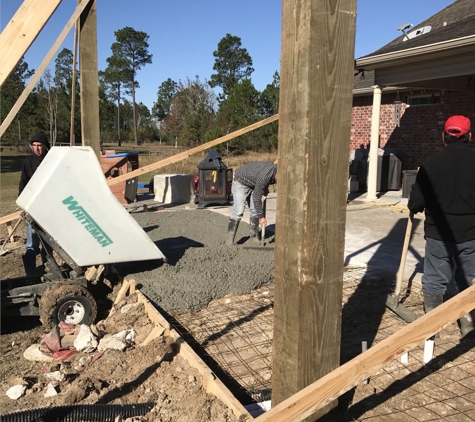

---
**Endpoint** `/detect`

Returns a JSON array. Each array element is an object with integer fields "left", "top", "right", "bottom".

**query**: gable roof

[{"left": 360, "top": 0, "right": 475, "bottom": 59}]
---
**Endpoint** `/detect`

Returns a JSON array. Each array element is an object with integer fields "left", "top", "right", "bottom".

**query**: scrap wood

[
  {"left": 0, "top": 217, "right": 22, "bottom": 256},
  {"left": 84, "top": 264, "right": 105, "bottom": 283},
  {"left": 140, "top": 325, "right": 165, "bottom": 347},
  {"left": 109, "top": 279, "right": 136, "bottom": 316},
  {"left": 254, "top": 283, "right": 475, "bottom": 422}
]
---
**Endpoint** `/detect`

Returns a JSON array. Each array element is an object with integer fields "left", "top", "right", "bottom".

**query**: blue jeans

[
  {"left": 422, "top": 237, "right": 475, "bottom": 296},
  {"left": 25, "top": 223, "right": 40, "bottom": 256},
  {"left": 231, "top": 180, "right": 258, "bottom": 220}
]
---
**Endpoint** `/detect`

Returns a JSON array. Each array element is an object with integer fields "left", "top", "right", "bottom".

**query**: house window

[{"left": 407, "top": 93, "right": 440, "bottom": 106}]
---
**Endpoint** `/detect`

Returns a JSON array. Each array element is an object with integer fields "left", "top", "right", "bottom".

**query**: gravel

[{"left": 116, "top": 209, "right": 274, "bottom": 313}]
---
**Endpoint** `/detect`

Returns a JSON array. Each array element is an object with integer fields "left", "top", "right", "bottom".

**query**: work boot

[
  {"left": 22, "top": 254, "right": 37, "bottom": 276},
  {"left": 424, "top": 294, "right": 443, "bottom": 339},
  {"left": 458, "top": 312, "right": 475, "bottom": 336},
  {"left": 423, "top": 294, "right": 444, "bottom": 313},
  {"left": 249, "top": 218, "right": 260, "bottom": 244},
  {"left": 226, "top": 219, "right": 240, "bottom": 246}
]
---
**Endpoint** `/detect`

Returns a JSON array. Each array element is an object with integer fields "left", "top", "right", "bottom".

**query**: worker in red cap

[{"left": 408, "top": 115, "right": 474, "bottom": 336}]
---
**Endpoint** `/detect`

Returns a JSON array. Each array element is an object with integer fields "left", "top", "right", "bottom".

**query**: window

[{"left": 407, "top": 93, "right": 440, "bottom": 107}]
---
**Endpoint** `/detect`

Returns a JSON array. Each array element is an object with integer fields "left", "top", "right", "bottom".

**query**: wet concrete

[{"left": 116, "top": 210, "right": 274, "bottom": 313}]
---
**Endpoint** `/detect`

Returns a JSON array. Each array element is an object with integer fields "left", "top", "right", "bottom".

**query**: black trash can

[{"left": 402, "top": 170, "right": 418, "bottom": 198}]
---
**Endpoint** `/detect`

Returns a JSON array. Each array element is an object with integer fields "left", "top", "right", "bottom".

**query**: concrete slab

[{"left": 205, "top": 190, "right": 425, "bottom": 284}]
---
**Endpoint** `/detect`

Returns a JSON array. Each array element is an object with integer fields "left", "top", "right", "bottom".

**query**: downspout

[{"left": 366, "top": 85, "right": 382, "bottom": 201}]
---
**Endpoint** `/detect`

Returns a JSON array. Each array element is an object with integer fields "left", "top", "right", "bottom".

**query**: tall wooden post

[
  {"left": 79, "top": 0, "right": 100, "bottom": 157},
  {"left": 272, "top": 0, "right": 356, "bottom": 420}
]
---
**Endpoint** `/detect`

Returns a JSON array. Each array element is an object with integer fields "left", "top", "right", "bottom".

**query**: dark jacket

[
  {"left": 18, "top": 132, "right": 50, "bottom": 195},
  {"left": 408, "top": 142, "right": 475, "bottom": 243},
  {"left": 234, "top": 162, "right": 277, "bottom": 218}
]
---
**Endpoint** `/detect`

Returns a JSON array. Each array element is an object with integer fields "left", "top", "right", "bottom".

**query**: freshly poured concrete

[{"left": 119, "top": 191, "right": 426, "bottom": 313}]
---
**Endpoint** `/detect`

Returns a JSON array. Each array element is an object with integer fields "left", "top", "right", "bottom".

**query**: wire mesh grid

[{"left": 168, "top": 265, "right": 466, "bottom": 406}]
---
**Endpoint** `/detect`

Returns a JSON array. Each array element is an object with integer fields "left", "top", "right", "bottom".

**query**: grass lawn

[
  {"left": 1, "top": 143, "right": 277, "bottom": 217},
  {"left": 1, "top": 149, "right": 26, "bottom": 205}
]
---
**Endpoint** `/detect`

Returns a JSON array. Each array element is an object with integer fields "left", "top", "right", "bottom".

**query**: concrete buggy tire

[{"left": 39, "top": 283, "right": 97, "bottom": 328}]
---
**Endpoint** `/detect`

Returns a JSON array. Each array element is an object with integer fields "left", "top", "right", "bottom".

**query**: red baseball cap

[{"left": 444, "top": 115, "right": 471, "bottom": 136}]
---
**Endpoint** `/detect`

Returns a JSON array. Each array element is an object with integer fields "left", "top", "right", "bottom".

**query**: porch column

[{"left": 366, "top": 85, "right": 381, "bottom": 201}]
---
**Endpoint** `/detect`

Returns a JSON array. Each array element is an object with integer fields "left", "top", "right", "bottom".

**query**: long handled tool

[
  {"left": 385, "top": 211, "right": 420, "bottom": 322},
  {"left": 242, "top": 196, "right": 274, "bottom": 251}
]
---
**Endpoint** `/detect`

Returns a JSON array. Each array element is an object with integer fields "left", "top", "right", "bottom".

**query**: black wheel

[{"left": 39, "top": 283, "right": 97, "bottom": 328}]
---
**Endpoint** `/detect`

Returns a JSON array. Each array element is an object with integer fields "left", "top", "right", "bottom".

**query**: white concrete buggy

[{"left": 1, "top": 147, "right": 166, "bottom": 327}]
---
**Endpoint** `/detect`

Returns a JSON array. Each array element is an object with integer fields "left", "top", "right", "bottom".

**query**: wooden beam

[
  {"left": 0, "top": 0, "right": 63, "bottom": 86},
  {"left": 0, "top": 0, "right": 93, "bottom": 138},
  {"left": 0, "top": 115, "right": 279, "bottom": 227},
  {"left": 256, "top": 283, "right": 475, "bottom": 422},
  {"left": 107, "top": 114, "right": 279, "bottom": 186},
  {"left": 272, "top": 0, "right": 356, "bottom": 420},
  {"left": 0, "top": 211, "right": 21, "bottom": 226},
  {"left": 79, "top": 0, "right": 100, "bottom": 158}
]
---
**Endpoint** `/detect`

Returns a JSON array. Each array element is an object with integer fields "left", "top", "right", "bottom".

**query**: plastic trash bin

[{"left": 402, "top": 170, "right": 418, "bottom": 198}]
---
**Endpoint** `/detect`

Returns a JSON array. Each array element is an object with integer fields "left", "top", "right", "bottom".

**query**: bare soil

[{"left": 0, "top": 208, "right": 248, "bottom": 421}]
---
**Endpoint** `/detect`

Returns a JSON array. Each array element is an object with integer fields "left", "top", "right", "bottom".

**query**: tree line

[{"left": 1, "top": 30, "right": 279, "bottom": 155}]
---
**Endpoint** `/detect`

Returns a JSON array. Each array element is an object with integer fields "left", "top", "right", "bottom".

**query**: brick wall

[{"left": 350, "top": 88, "right": 475, "bottom": 170}]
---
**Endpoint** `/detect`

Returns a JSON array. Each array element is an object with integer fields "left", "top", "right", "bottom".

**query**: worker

[
  {"left": 18, "top": 132, "right": 51, "bottom": 275},
  {"left": 226, "top": 162, "right": 277, "bottom": 246},
  {"left": 408, "top": 115, "right": 475, "bottom": 336}
]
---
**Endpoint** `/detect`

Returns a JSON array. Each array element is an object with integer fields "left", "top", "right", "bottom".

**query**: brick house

[{"left": 352, "top": 0, "right": 475, "bottom": 198}]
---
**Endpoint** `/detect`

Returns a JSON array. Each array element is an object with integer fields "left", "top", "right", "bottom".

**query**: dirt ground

[{"left": 0, "top": 207, "right": 250, "bottom": 421}]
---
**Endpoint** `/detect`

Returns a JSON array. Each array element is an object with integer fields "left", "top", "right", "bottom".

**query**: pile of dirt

[
  {"left": 0, "top": 289, "right": 240, "bottom": 421},
  {"left": 0, "top": 207, "right": 273, "bottom": 421}
]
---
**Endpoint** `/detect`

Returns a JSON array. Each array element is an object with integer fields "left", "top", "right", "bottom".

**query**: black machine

[
  {"left": 196, "top": 148, "right": 232, "bottom": 208},
  {"left": 0, "top": 214, "right": 115, "bottom": 327}
]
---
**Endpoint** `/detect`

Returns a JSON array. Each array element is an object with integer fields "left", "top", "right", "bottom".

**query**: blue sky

[{"left": 1, "top": 0, "right": 455, "bottom": 111}]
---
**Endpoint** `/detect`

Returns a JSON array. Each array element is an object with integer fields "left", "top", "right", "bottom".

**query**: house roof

[{"left": 359, "top": 0, "right": 475, "bottom": 59}]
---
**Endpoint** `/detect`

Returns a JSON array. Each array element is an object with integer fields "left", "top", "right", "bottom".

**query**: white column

[{"left": 366, "top": 86, "right": 382, "bottom": 201}]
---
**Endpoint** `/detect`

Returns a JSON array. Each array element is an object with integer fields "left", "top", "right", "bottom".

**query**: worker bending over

[{"left": 226, "top": 162, "right": 277, "bottom": 246}]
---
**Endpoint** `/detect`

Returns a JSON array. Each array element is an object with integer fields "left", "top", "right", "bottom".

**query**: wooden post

[
  {"left": 79, "top": 0, "right": 100, "bottom": 158},
  {"left": 272, "top": 1, "right": 356, "bottom": 420}
]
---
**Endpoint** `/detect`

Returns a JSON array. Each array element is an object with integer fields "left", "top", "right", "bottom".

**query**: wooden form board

[
  {"left": 0, "top": 0, "right": 63, "bottom": 86},
  {"left": 255, "top": 283, "right": 475, "bottom": 422},
  {"left": 114, "top": 280, "right": 252, "bottom": 421}
]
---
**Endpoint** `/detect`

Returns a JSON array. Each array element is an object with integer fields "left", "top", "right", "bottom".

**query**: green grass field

[{"left": 0, "top": 143, "right": 277, "bottom": 216}]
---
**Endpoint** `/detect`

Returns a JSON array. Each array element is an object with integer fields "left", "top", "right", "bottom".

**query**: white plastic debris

[
  {"left": 23, "top": 344, "right": 55, "bottom": 362},
  {"left": 6, "top": 384, "right": 27, "bottom": 400},
  {"left": 74, "top": 324, "right": 98, "bottom": 353},
  {"left": 44, "top": 383, "right": 58, "bottom": 397},
  {"left": 97, "top": 335, "right": 127, "bottom": 352},
  {"left": 113, "top": 329, "right": 135, "bottom": 343},
  {"left": 45, "top": 371, "right": 65, "bottom": 382}
]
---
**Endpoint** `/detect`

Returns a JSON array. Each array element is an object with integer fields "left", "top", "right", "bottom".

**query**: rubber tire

[{"left": 39, "top": 283, "right": 97, "bottom": 328}]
